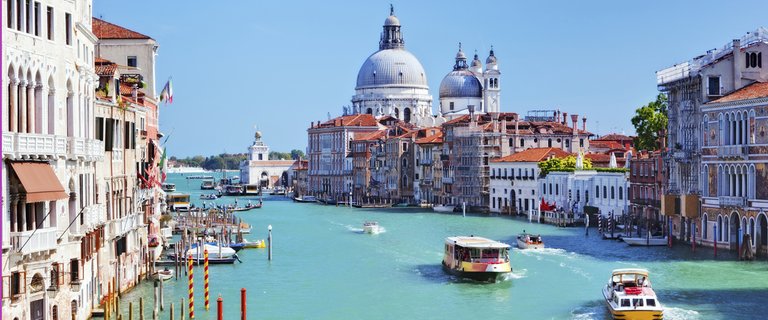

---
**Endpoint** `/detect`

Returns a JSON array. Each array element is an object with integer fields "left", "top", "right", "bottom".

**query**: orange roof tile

[
  {"left": 415, "top": 131, "right": 443, "bottom": 144},
  {"left": 353, "top": 130, "right": 387, "bottom": 141},
  {"left": 92, "top": 18, "right": 151, "bottom": 39},
  {"left": 711, "top": 81, "right": 768, "bottom": 103},
  {"left": 318, "top": 114, "right": 378, "bottom": 128},
  {"left": 493, "top": 148, "right": 571, "bottom": 163},
  {"left": 589, "top": 140, "right": 625, "bottom": 150},
  {"left": 594, "top": 133, "right": 634, "bottom": 142}
]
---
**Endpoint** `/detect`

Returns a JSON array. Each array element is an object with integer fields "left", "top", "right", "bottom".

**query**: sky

[{"left": 94, "top": 0, "right": 768, "bottom": 158}]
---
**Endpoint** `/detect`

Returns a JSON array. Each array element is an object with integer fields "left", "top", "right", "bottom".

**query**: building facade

[{"left": 239, "top": 131, "right": 294, "bottom": 188}]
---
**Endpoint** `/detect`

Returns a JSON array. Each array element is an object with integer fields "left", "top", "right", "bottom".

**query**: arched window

[
  {"left": 402, "top": 158, "right": 407, "bottom": 168},
  {"left": 394, "top": 108, "right": 399, "bottom": 118},
  {"left": 548, "top": 138, "right": 552, "bottom": 147},
  {"left": 401, "top": 175, "right": 408, "bottom": 188},
  {"left": 750, "top": 217, "right": 756, "bottom": 246},
  {"left": 618, "top": 187, "right": 623, "bottom": 200},
  {"left": 520, "top": 138, "right": 524, "bottom": 147},
  {"left": 611, "top": 186, "right": 615, "bottom": 199},
  {"left": 366, "top": 108, "right": 372, "bottom": 115},
  {"left": 404, "top": 108, "right": 411, "bottom": 123},
  {"left": 717, "top": 216, "right": 723, "bottom": 241},
  {"left": 603, "top": 186, "right": 607, "bottom": 198},
  {"left": 703, "top": 213, "right": 708, "bottom": 239},
  {"left": 555, "top": 184, "right": 559, "bottom": 195}
]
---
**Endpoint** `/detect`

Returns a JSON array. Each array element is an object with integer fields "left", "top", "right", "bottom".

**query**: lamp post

[{"left": 268, "top": 224, "right": 273, "bottom": 261}]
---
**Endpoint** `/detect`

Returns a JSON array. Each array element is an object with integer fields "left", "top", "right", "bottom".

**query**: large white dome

[{"left": 356, "top": 49, "right": 428, "bottom": 90}]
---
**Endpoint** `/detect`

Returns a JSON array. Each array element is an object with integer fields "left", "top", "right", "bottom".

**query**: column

[
  {"left": 19, "top": 80, "right": 27, "bottom": 133},
  {"left": 9, "top": 78, "right": 18, "bottom": 132},
  {"left": 742, "top": 172, "right": 747, "bottom": 198},
  {"left": 10, "top": 198, "right": 18, "bottom": 232},
  {"left": 27, "top": 81, "right": 35, "bottom": 134},
  {"left": 40, "top": 87, "right": 48, "bottom": 134}
]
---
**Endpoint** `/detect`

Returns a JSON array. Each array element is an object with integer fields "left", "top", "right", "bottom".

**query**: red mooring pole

[
  {"left": 217, "top": 295, "right": 223, "bottom": 320},
  {"left": 241, "top": 288, "right": 247, "bottom": 320}
]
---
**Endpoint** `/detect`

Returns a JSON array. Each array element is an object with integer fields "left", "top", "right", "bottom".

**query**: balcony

[
  {"left": 67, "top": 137, "right": 105, "bottom": 161},
  {"left": 718, "top": 145, "right": 747, "bottom": 159},
  {"left": 719, "top": 196, "right": 746, "bottom": 207},
  {"left": 2, "top": 132, "right": 67, "bottom": 159},
  {"left": 419, "top": 158, "right": 433, "bottom": 166},
  {"left": 11, "top": 227, "right": 58, "bottom": 255},
  {"left": 108, "top": 213, "right": 143, "bottom": 239}
]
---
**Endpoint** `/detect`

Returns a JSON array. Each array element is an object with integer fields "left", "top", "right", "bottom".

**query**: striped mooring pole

[
  {"left": 204, "top": 249, "right": 210, "bottom": 311},
  {"left": 188, "top": 254, "right": 195, "bottom": 319}
]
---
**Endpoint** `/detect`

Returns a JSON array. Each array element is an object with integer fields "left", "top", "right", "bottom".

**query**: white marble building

[
  {"left": 239, "top": 131, "right": 294, "bottom": 188},
  {"left": 541, "top": 169, "right": 630, "bottom": 218}
]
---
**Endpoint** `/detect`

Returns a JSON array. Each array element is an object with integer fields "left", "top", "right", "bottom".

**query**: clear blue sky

[{"left": 94, "top": 0, "right": 768, "bottom": 157}]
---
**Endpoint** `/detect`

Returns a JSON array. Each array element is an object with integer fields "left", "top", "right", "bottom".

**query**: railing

[
  {"left": 11, "top": 228, "right": 58, "bottom": 255},
  {"left": 2, "top": 132, "right": 68, "bottom": 159},
  {"left": 67, "top": 137, "right": 105, "bottom": 160},
  {"left": 442, "top": 177, "right": 453, "bottom": 184},
  {"left": 419, "top": 159, "right": 433, "bottom": 165},
  {"left": 719, "top": 196, "right": 746, "bottom": 207},
  {"left": 718, "top": 145, "right": 747, "bottom": 158}
]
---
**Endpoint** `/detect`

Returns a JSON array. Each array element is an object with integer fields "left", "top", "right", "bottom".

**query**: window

[
  {"left": 6, "top": 0, "right": 12, "bottom": 28},
  {"left": 25, "top": 0, "right": 30, "bottom": 33},
  {"left": 619, "top": 187, "right": 623, "bottom": 200},
  {"left": 579, "top": 139, "right": 584, "bottom": 148},
  {"left": 548, "top": 138, "right": 552, "bottom": 147},
  {"left": 611, "top": 186, "right": 615, "bottom": 199},
  {"left": 646, "top": 299, "right": 656, "bottom": 307},
  {"left": 33, "top": 2, "right": 39, "bottom": 36},
  {"left": 520, "top": 138, "right": 524, "bottom": 146},
  {"left": 16, "top": 0, "right": 22, "bottom": 31},
  {"left": 127, "top": 56, "right": 137, "bottom": 67},
  {"left": 603, "top": 186, "right": 607, "bottom": 198},
  {"left": 46, "top": 6, "right": 53, "bottom": 40},
  {"left": 10, "top": 271, "right": 25, "bottom": 296},
  {"left": 707, "top": 76, "right": 721, "bottom": 96},
  {"left": 449, "top": 102, "right": 454, "bottom": 111},
  {"left": 595, "top": 186, "right": 599, "bottom": 198},
  {"left": 64, "top": 12, "right": 71, "bottom": 45},
  {"left": 746, "top": 52, "right": 762, "bottom": 68},
  {"left": 565, "top": 140, "right": 570, "bottom": 148}
]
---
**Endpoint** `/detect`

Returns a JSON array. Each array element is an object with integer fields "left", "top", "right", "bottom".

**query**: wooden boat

[
  {"left": 441, "top": 236, "right": 512, "bottom": 282},
  {"left": 154, "top": 268, "right": 174, "bottom": 281},
  {"left": 230, "top": 203, "right": 262, "bottom": 212},
  {"left": 318, "top": 198, "right": 338, "bottom": 205},
  {"left": 293, "top": 196, "right": 317, "bottom": 203},
  {"left": 622, "top": 236, "right": 668, "bottom": 247},
  {"left": 433, "top": 205, "right": 456, "bottom": 213},
  {"left": 363, "top": 221, "right": 381, "bottom": 234},
  {"left": 602, "top": 268, "right": 663, "bottom": 319},
  {"left": 161, "top": 183, "right": 176, "bottom": 192},
  {"left": 516, "top": 233, "right": 544, "bottom": 249},
  {"left": 200, "top": 194, "right": 219, "bottom": 200}
]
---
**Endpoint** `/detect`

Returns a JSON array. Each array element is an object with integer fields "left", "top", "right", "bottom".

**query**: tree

[
  {"left": 631, "top": 93, "right": 668, "bottom": 151},
  {"left": 538, "top": 155, "right": 592, "bottom": 175},
  {"left": 290, "top": 149, "right": 305, "bottom": 160}
]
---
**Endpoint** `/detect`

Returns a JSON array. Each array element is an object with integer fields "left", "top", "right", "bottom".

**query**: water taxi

[
  {"left": 161, "top": 183, "right": 176, "bottom": 192},
  {"left": 602, "top": 268, "right": 663, "bottom": 320},
  {"left": 224, "top": 185, "right": 243, "bottom": 196},
  {"left": 166, "top": 193, "right": 191, "bottom": 212},
  {"left": 243, "top": 184, "right": 261, "bottom": 195},
  {"left": 242, "top": 239, "right": 266, "bottom": 248},
  {"left": 154, "top": 268, "right": 174, "bottom": 281},
  {"left": 363, "top": 221, "right": 381, "bottom": 234},
  {"left": 442, "top": 236, "right": 512, "bottom": 282},
  {"left": 516, "top": 232, "right": 544, "bottom": 249},
  {"left": 200, "top": 179, "right": 215, "bottom": 190}
]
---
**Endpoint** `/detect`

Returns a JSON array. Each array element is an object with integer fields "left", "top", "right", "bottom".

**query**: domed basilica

[{"left": 347, "top": 7, "right": 501, "bottom": 127}]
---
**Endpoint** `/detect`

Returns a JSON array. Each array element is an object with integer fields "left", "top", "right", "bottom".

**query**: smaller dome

[
  {"left": 439, "top": 70, "right": 482, "bottom": 98},
  {"left": 254, "top": 131, "right": 262, "bottom": 140},
  {"left": 455, "top": 49, "right": 466, "bottom": 60},
  {"left": 486, "top": 48, "right": 497, "bottom": 64},
  {"left": 384, "top": 15, "right": 400, "bottom": 26},
  {"left": 471, "top": 53, "right": 482, "bottom": 68}
]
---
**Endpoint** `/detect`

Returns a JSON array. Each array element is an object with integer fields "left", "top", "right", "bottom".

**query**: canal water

[{"left": 113, "top": 173, "right": 768, "bottom": 319}]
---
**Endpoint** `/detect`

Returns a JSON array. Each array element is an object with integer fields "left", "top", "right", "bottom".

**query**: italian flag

[{"left": 159, "top": 79, "right": 173, "bottom": 104}]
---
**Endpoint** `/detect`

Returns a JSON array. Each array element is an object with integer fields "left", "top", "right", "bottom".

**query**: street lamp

[{"left": 267, "top": 224, "right": 272, "bottom": 261}]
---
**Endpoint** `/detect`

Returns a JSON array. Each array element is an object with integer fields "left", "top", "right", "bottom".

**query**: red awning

[{"left": 10, "top": 162, "right": 68, "bottom": 202}]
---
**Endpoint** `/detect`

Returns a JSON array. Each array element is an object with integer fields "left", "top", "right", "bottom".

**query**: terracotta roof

[
  {"left": 92, "top": 18, "right": 151, "bottom": 39},
  {"left": 711, "top": 81, "right": 768, "bottom": 103},
  {"left": 589, "top": 140, "right": 625, "bottom": 150},
  {"left": 353, "top": 130, "right": 387, "bottom": 141},
  {"left": 594, "top": 133, "right": 634, "bottom": 142},
  {"left": 95, "top": 59, "right": 118, "bottom": 76},
  {"left": 415, "top": 130, "right": 443, "bottom": 144},
  {"left": 585, "top": 153, "right": 626, "bottom": 167},
  {"left": 492, "top": 148, "right": 571, "bottom": 163},
  {"left": 317, "top": 114, "right": 378, "bottom": 128}
]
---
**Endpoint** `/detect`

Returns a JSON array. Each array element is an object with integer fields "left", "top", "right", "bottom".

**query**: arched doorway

[
  {"left": 757, "top": 213, "right": 768, "bottom": 256},
  {"left": 730, "top": 211, "right": 740, "bottom": 250}
]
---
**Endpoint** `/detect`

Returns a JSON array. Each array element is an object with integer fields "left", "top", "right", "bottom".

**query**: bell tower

[{"left": 483, "top": 47, "right": 501, "bottom": 113}]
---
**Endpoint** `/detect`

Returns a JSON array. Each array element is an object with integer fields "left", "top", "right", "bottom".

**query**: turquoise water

[{"left": 112, "top": 173, "right": 768, "bottom": 319}]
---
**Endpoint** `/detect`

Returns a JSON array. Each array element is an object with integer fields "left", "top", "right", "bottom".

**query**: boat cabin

[
  {"left": 167, "top": 193, "right": 191, "bottom": 211},
  {"left": 161, "top": 183, "right": 176, "bottom": 192},
  {"left": 444, "top": 236, "right": 510, "bottom": 265},
  {"left": 607, "top": 269, "right": 660, "bottom": 309},
  {"left": 201, "top": 179, "right": 215, "bottom": 189}
]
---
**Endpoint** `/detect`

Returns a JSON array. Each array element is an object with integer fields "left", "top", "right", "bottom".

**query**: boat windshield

[{"left": 458, "top": 247, "right": 509, "bottom": 263}]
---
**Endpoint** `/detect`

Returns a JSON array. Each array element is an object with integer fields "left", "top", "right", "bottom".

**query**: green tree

[
  {"left": 290, "top": 149, "right": 305, "bottom": 160},
  {"left": 538, "top": 155, "right": 592, "bottom": 175},
  {"left": 631, "top": 93, "right": 668, "bottom": 151}
]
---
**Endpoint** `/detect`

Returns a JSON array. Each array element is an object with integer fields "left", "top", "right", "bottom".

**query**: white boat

[
  {"left": 186, "top": 243, "right": 237, "bottom": 259},
  {"left": 433, "top": 205, "right": 455, "bottom": 213},
  {"left": 602, "top": 268, "right": 663, "bottom": 319},
  {"left": 622, "top": 236, "right": 668, "bottom": 246},
  {"left": 516, "top": 233, "right": 544, "bottom": 249},
  {"left": 442, "top": 236, "right": 512, "bottom": 282},
  {"left": 161, "top": 183, "right": 176, "bottom": 192},
  {"left": 363, "top": 221, "right": 381, "bottom": 234},
  {"left": 294, "top": 196, "right": 317, "bottom": 203},
  {"left": 154, "top": 268, "right": 174, "bottom": 281},
  {"left": 160, "top": 227, "right": 173, "bottom": 243}
]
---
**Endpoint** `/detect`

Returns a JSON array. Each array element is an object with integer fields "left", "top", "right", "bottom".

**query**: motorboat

[
  {"left": 393, "top": 202, "right": 409, "bottom": 208},
  {"left": 242, "top": 184, "right": 261, "bottom": 195},
  {"left": 200, "top": 194, "right": 219, "bottom": 200},
  {"left": 363, "top": 221, "right": 381, "bottom": 234},
  {"left": 270, "top": 187, "right": 287, "bottom": 195},
  {"left": 154, "top": 268, "right": 174, "bottom": 281},
  {"left": 293, "top": 196, "right": 317, "bottom": 203},
  {"left": 433, "top": 205, "right": 456, "bottom": 213},
  {"left": 318, "top": 198, "right": 338, "bottom": 205},
  {"left": 166, "top": 193, "right": 191, "bottom": 212},
  {"left": 622, "top": 235, "right": 668, "bottom": 247},
  {"left": 516, "top": 233, "right": 544, "bottom": 249},
  {"left": 161, "top": 183, "right": 176, "bottom": 192},
  {"left": 441, "top": 236, "right": 512, "bottom": 282},
  {"left": 224, "top": 185, "right": 243, "bottom": 196},
  {"left": 352, "top": 203, "right": 392, "bottom": 208},
  {"left": 602, "top": 268, "right": 663, "bottom": 319},
  {"left": 200, "top": 179, "right": 215, "bottom": 190},
  {"left": 242, "top": 239, "right": 266, "bottom": 249}
]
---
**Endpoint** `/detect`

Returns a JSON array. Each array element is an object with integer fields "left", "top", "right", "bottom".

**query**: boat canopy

[
  {"left": 445, "top": 236, "right": 510, "bottom": 249},
  {"left": 611, "top": 268, "right": 649, "bottom": 277}
]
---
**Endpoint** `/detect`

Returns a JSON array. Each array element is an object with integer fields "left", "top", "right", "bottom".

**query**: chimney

[
  {"left": 340, "top": 118, "right": 344, "bottom": 126},
  {"left": 582, "top": 116, "right": 587, "bottom": 131},
  {"left": 570, "top": 114, "right": 578, "bottom": 132},
  {"left": 733, "top": 39, "right": 742, "bottom": 89},
  {"left": 562, "top": 112, "right": 568, "bottom": 125}
]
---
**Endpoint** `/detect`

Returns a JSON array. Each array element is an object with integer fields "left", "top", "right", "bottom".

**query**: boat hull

[
  {"left": 516, "top": 239, "right": 545, "bottom": 249},
  {"left": 363, "top": 226, "right": 380, "bottom": 234},
  {"left": 433, "top": 205, "right": 455, "bottom": 213},
  {"left": 441, "top": 261, "right": 511, "bottom": 282},
  {"left": 622, "top": 237, "right": 668, "bottom": 246}
]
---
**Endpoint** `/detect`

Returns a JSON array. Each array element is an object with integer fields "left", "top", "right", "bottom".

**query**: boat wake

[
  {"left": 344, "top": 224, "right": 387, "bottom": 234},
  {"left": 569, "top": 301, "right": 606, "bottom": 320},
  {"left": 516, "top": 247, "right": 574, "bottom": 258},
  {"left": 662, "top": 306, "right": 700, "bottom": 320},
  {"left": 501, "top": 268, "right": 527, "bottom": 280}
]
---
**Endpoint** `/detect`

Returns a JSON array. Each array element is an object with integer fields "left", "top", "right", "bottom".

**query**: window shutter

[{"left": 105, "top": 119, "right": 114, "bottom": 151}]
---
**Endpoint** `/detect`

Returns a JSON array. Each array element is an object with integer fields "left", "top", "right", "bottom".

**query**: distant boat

[
  {"left": 393, "top": 202, "right": 409, "bottom": 207},
  {"left": 294, "top": 196, "right": 317, "bottom": 203},
  {"left": 200, "top": 179, "right": 215, "bottom": 190},
  {"left": 318, "top": 198, "right": 338, "bottom": 205},
  {"left": 224, "top": 185, "right": 243, "bottom": 196},
  {"left": 622, "top": 236, "right": 668, "bottom": 246},
  {"left": 363, "top": 221, "right": 381, "bottom": 234},
  {"left": 353, "top": 203, "right": 392, "bottom": 208},
  {"left": 516, "top": 233, "right": 544, "bottom": 249},
  {"left": 161, "top": 183, "right": 176, "bottom": 193},
  {"left": 200, "top": 194, "right": 219, "bottom": 200},
  {"left": 242, "top": 184, "right": 261, "bottom": 195},
  {"left": 154, "top": 268, "right": 174, "bottom": 281},
  {"left": 433, "top": 205, "right": 455, "bottom": 213},
  {"left": 242, "top": 239, "right": 266, "bottom": 249},
  {"left": 186, "top": 175, "right": 214, "bottom": 179}
]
